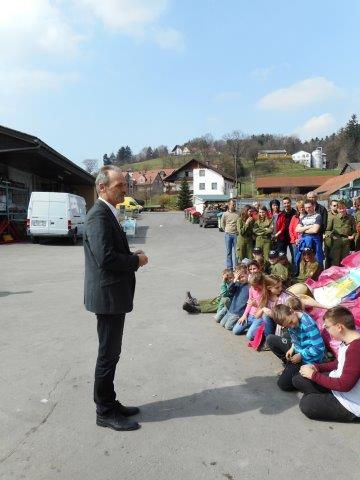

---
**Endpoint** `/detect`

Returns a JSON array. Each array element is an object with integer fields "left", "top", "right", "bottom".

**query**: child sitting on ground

[
  {"left": 248, "top": 260, "right": 261, "bottom": 275},
  {"left": 252, "top": 247, "right": 266, "bottom": 271},
  {"left": 256, "top": 275, "right": 291, "bottom": 342},
  {"left": 232, "top": 272, "right": 267, "bottom": 339},
  {"left": 293, "top": 306, "right": 360, "bottom": 422},
  {"left": 267, "top": 297, "right": 325, "bottom": 391},
  {"left": 183, "top": 269, "right": 234, "bottom": 314},
  {"left": 292, "top": 247, "right": 321, "bottom": 284},
  {"left": 278, "top": 252, "right": 292, "bottom": 281},
  {"left": 268, "top": 250, "right": 289, "bottom": 283},
  {"left": 215, "top": 265, "right": 249, "bottom": 330}
]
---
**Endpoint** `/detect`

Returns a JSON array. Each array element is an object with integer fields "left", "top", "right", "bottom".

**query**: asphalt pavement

[{"left": 1, "top": 212, "right": 359, "bottom": 480}]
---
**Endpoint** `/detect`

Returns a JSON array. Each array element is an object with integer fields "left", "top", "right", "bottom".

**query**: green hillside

[
  {"left": 120, "top": 155, "right": 339, "bottom": 178},
  {"left": 120, "top": 155, "right": 197, "bottom": 172}
]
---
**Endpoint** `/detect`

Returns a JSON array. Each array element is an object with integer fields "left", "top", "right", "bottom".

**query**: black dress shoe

[
  {"left": 96, "top": 411, "right": 140, "bottom": 431},
  {"left": 115, "top": 403, "right": 140, "bottom": 417}
]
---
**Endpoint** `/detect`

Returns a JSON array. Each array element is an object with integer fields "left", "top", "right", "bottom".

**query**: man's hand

[
  {"left": 134, "top": 249, "right": 145, "bottom": 255},
  {"left": 300, "top": 364, "right": 316, "bottom": 378},
  {"left": 137, "top": 253, "right": 148, "bottom": 267},
  {"left": 290, "top": 353, "right": 302, "bottom": 364}
]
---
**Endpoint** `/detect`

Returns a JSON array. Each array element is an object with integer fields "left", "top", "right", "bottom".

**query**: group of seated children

[{"left": 182, "top": 256, "right": 360, "bottom": 423}]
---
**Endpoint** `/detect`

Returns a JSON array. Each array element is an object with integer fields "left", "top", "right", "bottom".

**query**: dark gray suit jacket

[{"left": 84, "top": 199, "right": 139, "bottom": 314}]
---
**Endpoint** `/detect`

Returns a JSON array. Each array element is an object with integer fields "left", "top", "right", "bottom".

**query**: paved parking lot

[{"left": 1, "top": 212, "right": 359, "bottom": 480}]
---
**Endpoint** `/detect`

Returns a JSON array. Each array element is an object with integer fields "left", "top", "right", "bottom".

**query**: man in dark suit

[{"left": 84, "top": 165, "right": 148, "bottom": 431}]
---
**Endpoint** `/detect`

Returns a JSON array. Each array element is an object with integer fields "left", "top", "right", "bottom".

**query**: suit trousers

[{"left": 94, "top": 313, "right": 125, "bottom": 414}]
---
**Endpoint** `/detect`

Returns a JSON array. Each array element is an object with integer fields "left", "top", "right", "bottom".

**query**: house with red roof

[{"left": 125, "top": 168, "right": 176, "bottom": 200}]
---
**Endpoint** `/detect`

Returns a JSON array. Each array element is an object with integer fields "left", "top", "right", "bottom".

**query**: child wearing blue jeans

[
  {"left": 215, "top": 265, "right": 249, "bottom": 330},
  {"left": 232, "top": 272, "right": 267, "bottom": 339}
]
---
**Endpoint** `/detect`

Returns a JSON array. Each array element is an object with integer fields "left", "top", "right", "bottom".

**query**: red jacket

[
  {"left": 289, "top": 215, "right": 300, "bottom": 244},
  {"left": 270, "top": 211, "right": 286, "bottom": 241}
]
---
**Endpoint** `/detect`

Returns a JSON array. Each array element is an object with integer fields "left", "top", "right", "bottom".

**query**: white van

[{"left": 27, "top": 192, "right": 86, "bottom": 244}]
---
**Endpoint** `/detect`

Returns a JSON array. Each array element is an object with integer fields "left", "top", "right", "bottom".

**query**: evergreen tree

[
  {"left": 103, "top": 153, "right": 110, "bottom": 165},
  {"left": 177, "top": 177, "right": 192, "bottom": 210},
  {"left": 124, "top": 145, "right": 132, "bottom": 161},
  {"left": 146, "top": 146, "right": 153, "bottom": 159},
  {"left": 109, "top": 152, "right": 116, "bottom": 164},
  {"left": 116, "top": 147, "right": 126, "bottom": 164}
]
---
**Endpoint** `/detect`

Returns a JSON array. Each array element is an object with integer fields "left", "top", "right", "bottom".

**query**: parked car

[
  {"left": 199, "top": 210, "right": 219, "bottom": 228},
  {"left": 116, "top": 196, "right": 143, "bottom": 213},
  {"left": 27, "top": 191, "right": 86, "bottom": 244}
]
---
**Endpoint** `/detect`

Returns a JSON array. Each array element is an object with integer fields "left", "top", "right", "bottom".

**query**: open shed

[{"left": 0, "top": 125, "right": 95, "bottom": 241}]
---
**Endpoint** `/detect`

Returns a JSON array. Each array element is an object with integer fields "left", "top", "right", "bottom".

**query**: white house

[
  {"left": 170, "top": 145, "right": 190, "bottom": 156},
  {"left": 193, "top": 167, "right": 233, "bottom": 196},
  {"left": 292, "top": 148, "right": 327, "bottom": 169},
  {"left": 292, "top": 150, "right": 312, "bottom": 167}
]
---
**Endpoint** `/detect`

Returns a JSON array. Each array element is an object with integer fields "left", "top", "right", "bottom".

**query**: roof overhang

[{"left": 0, "top": 125, "right": 94, "bottom": 186}]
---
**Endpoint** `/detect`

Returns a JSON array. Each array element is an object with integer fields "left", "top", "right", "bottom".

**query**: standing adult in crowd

[
  {"left": 354, "top": 197, "right": 360, "bottom": 251},
  {"left": 282, "top": 197, "right": 296, "bottom": 260},
  {"left": 325, "top": 200, "right": 356, "bottom": 266},
  {"left": 324, "top": 199, "right": 338, "bottom": 268},
  {"left": 306, "top": 191, "right": 328, "bottom": 234},
  {"left": 269, "top": 199, "right": 285, "bottom": 253},
  {"left": 84, "top": 165, "right": 148, "bottom": 432},
  {"left": 221, "top": 199, "right": 239, "bottom": 269},
  {"left": 289, "top": 200, "right": 306, "bottom": 275},
  {"left": 236, "top": 205, "right": 254, "bottom": 262},
  {"left": 253, "top": 205, "right": 273, "bottom": 261},
  {"left": 295, "top": 199, "right": 324, "bottom": 266}
]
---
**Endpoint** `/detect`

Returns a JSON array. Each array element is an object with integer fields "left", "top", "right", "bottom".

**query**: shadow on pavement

[
  {"left": 138, "top": 376, "right": 298, "bottom": 422},
  {"left": 0, "top": 290, "right": 32, "bottom": 297}
]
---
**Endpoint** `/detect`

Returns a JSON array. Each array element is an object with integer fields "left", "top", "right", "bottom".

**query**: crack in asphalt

[{"left": 0, "top": 367, "right": 71, "bottom": 465}]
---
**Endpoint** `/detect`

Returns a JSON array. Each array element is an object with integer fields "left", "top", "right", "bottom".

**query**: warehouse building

[{"left": 0, "top": 125, "right": 95, "bottom": 241}]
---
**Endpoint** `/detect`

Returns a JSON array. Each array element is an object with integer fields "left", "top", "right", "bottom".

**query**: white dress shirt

[{"left": 99, "top": 197, "right": 118, "bottom": 220}]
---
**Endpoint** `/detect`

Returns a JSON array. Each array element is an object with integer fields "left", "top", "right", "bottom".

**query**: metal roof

[{"left": 0, "top": 125, "right": 94, "bottom": 186}]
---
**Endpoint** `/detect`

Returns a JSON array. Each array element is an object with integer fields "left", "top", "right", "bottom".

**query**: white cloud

[
  {"left": 153, "top": 27, "right": 185, "bottom": 52},
  {"left": 295, "top": 113, "right": 335, "bottom": 139},
  {"left": 76, "top": 0, "right": 184, "bottom": 51},
  {"left": 258, "top": 77, "right": 343, "bottom": 110},
  {"left": 76, "top": 0, "right": 168, "bottom": 31},
  {"left": 0, "top": 0, "right": 84, "bottom": 59}
]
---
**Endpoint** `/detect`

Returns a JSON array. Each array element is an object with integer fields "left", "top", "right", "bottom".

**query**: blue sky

[{"left": 1, "top": 0, "right": 359, "bottom": 166}]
